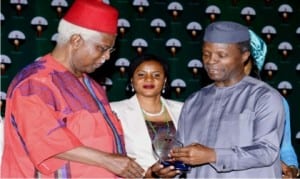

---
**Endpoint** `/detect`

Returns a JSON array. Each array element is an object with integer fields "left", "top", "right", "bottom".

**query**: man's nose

[
  {"left": 206, "top": 54, "right": 218, "bottom": 64},
  {"left": 101, "top": 53, "right": 110, "bottom": 62}
]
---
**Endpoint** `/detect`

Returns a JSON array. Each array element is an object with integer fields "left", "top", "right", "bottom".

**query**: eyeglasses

[
  {"left": 97, "top": 45, "right": 116, "bottom": 54},
  {"left": 83, "top": 35, "right": 116, "bottom": 54}
]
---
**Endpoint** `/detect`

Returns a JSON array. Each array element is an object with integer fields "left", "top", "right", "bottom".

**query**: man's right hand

[
  {"left": 104, "top": 154, "right": 145, "bottom": 178},
  {"left": 56, "top": 146, "right": 144, "bottom": 178}
]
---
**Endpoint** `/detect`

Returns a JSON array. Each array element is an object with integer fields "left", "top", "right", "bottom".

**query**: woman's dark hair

[
  {"left": 237, "top": 40, "right": 262, "bottom": 80},
  {"left": 248, "top": 56, "right": 262, "bottom": 80},
  {"left": 238, "top": 40, "right": 262, "bottom": 79},
  {"left": 126, "top": 54, "right": 171, "bottom": 98}
]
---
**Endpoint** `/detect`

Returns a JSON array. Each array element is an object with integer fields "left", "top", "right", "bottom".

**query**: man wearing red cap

[{"left": 1, "top": 0, "right": 144, "bottom": 178}]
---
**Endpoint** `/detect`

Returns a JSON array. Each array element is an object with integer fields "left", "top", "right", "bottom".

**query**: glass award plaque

[{"left": 152, "top": 134, "right": 190, "bottom": 172}]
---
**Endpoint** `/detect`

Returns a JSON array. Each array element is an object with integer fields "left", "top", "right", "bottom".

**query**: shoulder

[
  {"left": 244, "top": 76, "right": 275, "bottom": 91},
  {"left": 7, "top": 65, "right": 55, "bottom": 99},
  {"left": 242, "top": 77, "right": 284, "bottom": 113},
  {"left": 110, "top": 99, "right": 130, "bottom": 108},
  {"left": 164, "top": 98, "right": 183, "bottom": 107},
  {"left": 8, "top": 61, "right": 45, "bottom": 88},
  {"left": 244, "top": 76, "right": 282, "bottom": 99},
  {"left": 110, "top": 95, "right": 137, "bottom": 110}
]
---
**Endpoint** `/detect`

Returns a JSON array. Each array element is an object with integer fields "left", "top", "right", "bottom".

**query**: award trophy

[{"left": 152, "top": 134, "right": 190, "bottom": 172}]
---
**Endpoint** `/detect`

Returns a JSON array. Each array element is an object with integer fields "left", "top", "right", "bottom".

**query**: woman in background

[{"left": 110, "top": 54, "right": 182, "bottom": 177}]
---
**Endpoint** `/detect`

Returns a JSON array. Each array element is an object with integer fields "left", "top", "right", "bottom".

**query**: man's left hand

[{"left": 169, "top": 143, "right": 216, "bottom": 166}]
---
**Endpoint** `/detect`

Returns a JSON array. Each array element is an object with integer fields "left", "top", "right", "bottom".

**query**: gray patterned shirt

[{"left": 177, "top": 76, "right": 285, "bottom": 178}]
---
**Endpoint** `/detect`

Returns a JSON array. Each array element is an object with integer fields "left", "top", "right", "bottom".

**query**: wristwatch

[{"left": 289, "top": 165, "right": 300, "bottom": 177}]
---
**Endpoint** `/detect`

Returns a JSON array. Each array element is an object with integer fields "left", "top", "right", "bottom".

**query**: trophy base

[{"left": 161, "top": 161, "right": 190, "bottom": 172}]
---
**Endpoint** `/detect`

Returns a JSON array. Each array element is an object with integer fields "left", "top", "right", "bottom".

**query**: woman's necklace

[
  {"left": 143, "top": 109, "right": 170, "bottom": 136},
  {"left": 141, "top": 103, "right": 165, "bottom": 117}
]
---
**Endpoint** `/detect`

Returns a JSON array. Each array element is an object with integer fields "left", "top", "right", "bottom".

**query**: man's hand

[
  {"left": 104, "top": 154, "right": 145, "bottom": 178},
  {"left": 56, "top": 146, "right": 144, "bottom": 178},
  {"left": 144, "top": 161, "right": 180, "bottom": 178},
  {"left": 282, "top": 161, "right": 299, "bottom": 179},
  {"left": 170, "top": 143, "right": 216, "bottom": 166}
]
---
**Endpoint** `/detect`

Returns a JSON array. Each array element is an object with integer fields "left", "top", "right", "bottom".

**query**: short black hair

[{"left": 237, "top": 40, "right": 250, "bottom": 53}]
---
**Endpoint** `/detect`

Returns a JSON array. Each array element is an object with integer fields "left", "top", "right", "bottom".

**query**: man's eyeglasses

[
  {"left": 97, "top": 45, "right": 116, "bottom": 54},
  {"left": 78, "top": 34, "right": 116, "bottom": 54}
]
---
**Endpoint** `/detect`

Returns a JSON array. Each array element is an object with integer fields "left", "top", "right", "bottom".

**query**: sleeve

[
  {"left": 211, "top": 91, "right": 285, "bottom": 172},
  {"left": 11, "top": 83, "right": 82, "bottom": 175},
  {"left": 280, "top": 98, "right": 299, "bottom": 167}
]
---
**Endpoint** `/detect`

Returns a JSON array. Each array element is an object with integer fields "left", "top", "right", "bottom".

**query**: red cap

[{"left": 63, "top": 0, "right": 119, "bottom": 35}]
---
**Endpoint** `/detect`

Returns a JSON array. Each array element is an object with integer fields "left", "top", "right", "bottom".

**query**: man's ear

[
  {"left": 244, "top": 59, "right": 252, "bottom": 75},
  {"left": 70, "top": 34, "right": 82, "bottom": 49},
  {"left": 242, "top": 51, "right": 251, "bottom": 63}
]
